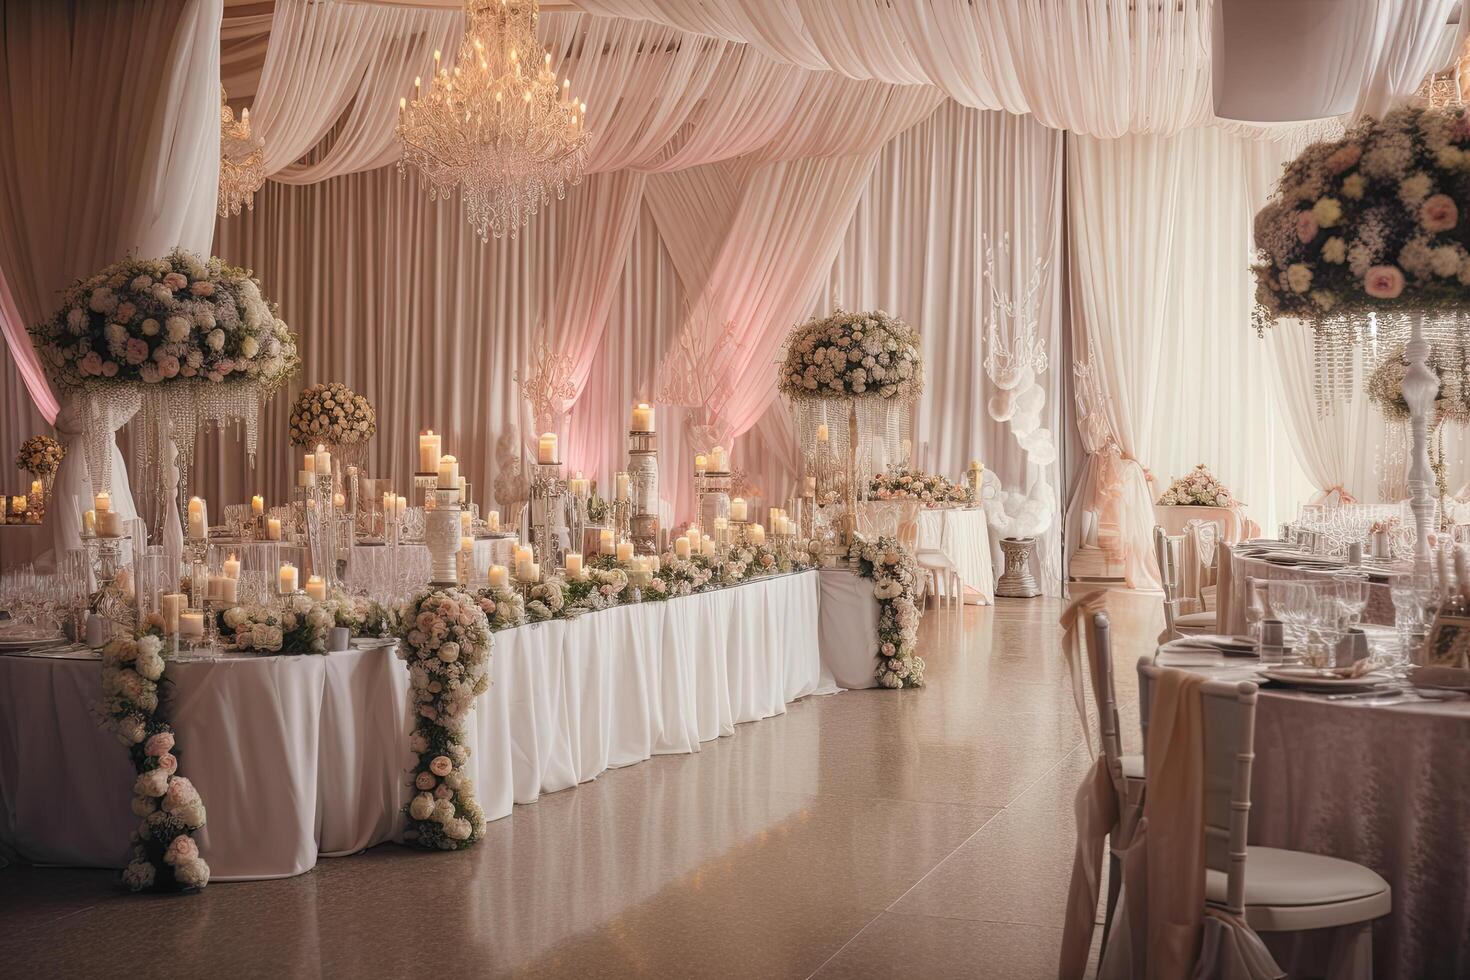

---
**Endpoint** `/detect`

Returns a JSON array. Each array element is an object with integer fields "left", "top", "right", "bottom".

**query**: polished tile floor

[{"left": 0, "top": 590, "right": 1162, "bottom": 979}]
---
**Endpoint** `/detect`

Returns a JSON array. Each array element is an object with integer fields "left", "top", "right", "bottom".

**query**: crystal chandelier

[
  {"left": 217, "top": 86, "right": 265, "bottom": 218},
  {"left": 397, "top": 0, "right": 590, "bottom": 241}
]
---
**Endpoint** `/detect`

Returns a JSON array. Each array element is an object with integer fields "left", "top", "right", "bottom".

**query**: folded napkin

[{"left": 1158, "top": 649, "right": 1228, "bottom": 668}]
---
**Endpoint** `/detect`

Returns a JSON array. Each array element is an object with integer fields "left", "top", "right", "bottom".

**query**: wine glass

[
  {"left": 1268, "top": 580, "right": 1312, "bottom": 659},
  {"left": 1333, "top": 572, "right": 1369, "bottom": 629}
]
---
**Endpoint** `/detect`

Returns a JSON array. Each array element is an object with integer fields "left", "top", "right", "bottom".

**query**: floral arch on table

[{"left": 1253, "top": 103, "right": 1470, "bottom": 555}]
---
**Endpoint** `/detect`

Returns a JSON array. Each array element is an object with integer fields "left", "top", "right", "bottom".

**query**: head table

[
  {"left": 0, "top": 571, "right": 829, "bottom": 880},
  {"left": 1151, "top": 641, "right": 1470, "bottom": 980}
]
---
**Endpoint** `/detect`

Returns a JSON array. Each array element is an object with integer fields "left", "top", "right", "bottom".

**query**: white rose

[
  {"left": 409, "top": 793, "right": 435, "bottom": 821},
  {"left": 240, "top": 335, "right": 259, "bottom": 359},
  {"left": 206, "top": 329, "right": 225, "bottom": 351}
]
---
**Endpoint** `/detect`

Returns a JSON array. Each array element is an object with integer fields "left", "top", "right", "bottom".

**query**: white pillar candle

[
  {"left": 187, "top": 497, "right": 208, "bottom": 540},
  {"left": 82, "top": 509, "right": 96, "bottom": 535},
  {"left": 305, "top": 574, "right": 327, "bottom": 602},
  {"left": 459, "top": 477, "right": 469, "bottom": 505},
  {"left": 514, "top": 544, "right": 534, "bottom": 564},
  {"left": 701, "top": 536, "right": 716, "bottom": 557},
  {"left": 278, "top": 562, "right": 299, "bottom": 594},
  {"left": 160, "top": 593, "right": 187, "bottom": 635},
  {"left": 97, "top": 511, "right": 122, "bottom": 537},
  {"left": 267, "top": 517, "right": 282, "bottom": 540},
  {"left": 710, "top": 446, "right": 727, "bottom": 471},
  {"left": 218, "top": 576, "right": 238, "bottom": 604},
  {"left": 298, "top": 469, "right": 313, "bottom": 488},
  {"left": 418, "top": 430, "right": 441, "bottom": 473},
  {"left": 674, "top": 536, "right": 691, "bottom": 559},
  {"left": 251, "top": 494, "right": 265, "bottom": 516},
  {"left": 616, "top": 541, "right": 634, "bottom": 563},
  {"left": 537, "top": 432, "right": 558, "bottom": 464},
  {"left": 615, "top": 471, "right": 630, "bottom": 501},
  {"left": 437, "top": 454, "right": 459, "bottom": 489},
  {"left": 563, "top": 552, "right": 583, "bottom": 579},
  {"left": 304, "top": 452, "right": 316, "bottom": 476},
  {"left": 95, "top": 491, "right": 111, "bottom": 513},
  {"left": 487, "top": 565, "right": 508, "bottom": 588},
  {"left": 694, "top": 453, "right": 707, "bottom": 475},
  {"left": 396, "top": 495, "right": 408, "bottom": 517},
  {"left": 207, "top": 574, "right": 227, "bottom": 601},
  {"left": 488, "top": 509, "right": 501, "bottom": 532},
  {"left": 600, "top": 528, "right": 615, "bottom": 555},
  {"left": 631, "top": 402, "right": 654, "bottom": 432},
  {"left": 223, "top": 553, "right": 241, "bottom": 579},
  {"left": 750, "top": 524, "right": 765, "bottom": 546},
  {"left": 730, "top": 497, "right": 747, "bottom": 522},
  {"left": 526, "top": 561, "right": 541, "bottom": 583},
  {"left": 178, "top": 611, "right": 204, "bottom": 639}
]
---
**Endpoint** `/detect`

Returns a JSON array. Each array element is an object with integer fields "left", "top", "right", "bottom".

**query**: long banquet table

[
  {"left": 916, "top": 506, "right": 994, "bottom": 604},
  {"left": 0, "top": 571, "right": 827, "bottom": 880},
  {"left": 1151, "top": 644, "right": 1470, "bottom": 980}
]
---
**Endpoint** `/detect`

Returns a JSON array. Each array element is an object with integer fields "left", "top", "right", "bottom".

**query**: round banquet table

[
  {"left": 1149, "top": 645, "right": 1470, "bottom": 980},
  {"left": 1218, "top": 543, "right": 1398, "bottom": 635},
  {"left": 0, "top": 571, "right": 825, "bottom": 881},
  {"left": 916, "top": 506, "right": 994, "bottom": 604},
  {"left": 1153, "top": 503, "right": 1256, "bottom": 544}
]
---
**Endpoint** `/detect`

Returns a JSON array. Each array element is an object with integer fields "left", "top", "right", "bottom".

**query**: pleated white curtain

[{"left": 0, "top": 0, "right": 222, "bottom": 560}]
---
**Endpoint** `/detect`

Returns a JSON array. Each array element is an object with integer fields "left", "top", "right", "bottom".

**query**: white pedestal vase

[
  {"left": 1401, "top": 313, "right": 1440, "bottom": 565},
  {"left": 423, "top": 489, "right": 462, "bottom": 587},
  {"left": 995, "top": 537, "right": 1041, "bottom": 598}
]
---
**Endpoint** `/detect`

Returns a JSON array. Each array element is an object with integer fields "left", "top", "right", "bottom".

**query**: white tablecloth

[
  {"left": 917, "top": 507, "right": 994, "bottom": 604},
  {"left": 818, "top": 568, "right": 880, "bottom": 690},
  {"left": 0, "top": 572, "right": 824, "bottom": 880},
  {"left": 1152, "top": 503, "right": 1256, "bottom": 544}
]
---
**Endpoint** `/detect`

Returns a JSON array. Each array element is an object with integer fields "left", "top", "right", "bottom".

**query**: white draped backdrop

[{"left": 2, "top": 0, "right": 1466, "bottom": 589}]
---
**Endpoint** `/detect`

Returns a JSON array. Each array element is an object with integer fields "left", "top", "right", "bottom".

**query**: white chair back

[
  {"left": 1154, "top": 525, "right": 1186, "bottom": 634},
  {"left": 1084, "top": 611, "right": 1126, "bottom": 793}
]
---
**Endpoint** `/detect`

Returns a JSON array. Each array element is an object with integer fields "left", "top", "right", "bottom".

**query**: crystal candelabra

[
  {"left": 696, "top": 469, "right": 732, "bottom": 537},
  {"left": 424, "top": 488, "right": 463, "bottom": 586},
  {"left": 529, "top": 461, "right": 568, "bottom": 569},
  {"left": 627, "top": 428, "right": 659, "bottom": 553}
]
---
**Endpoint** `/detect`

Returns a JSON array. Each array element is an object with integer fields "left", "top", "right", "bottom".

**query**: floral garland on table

[
  {"left": 1156, "top": 464, "right": 1235, "bottom": 508},
  {"left": 1253, "top": 104, "right": 1470, "bottom": 323},
  {"left": 217, "top": 594, "right": 336, "bottom": 653},
  {"left": 525, "top": 577, "right": 567, "bottom": 621},
  {"left": 848, "top": 535, "right": 924, "bottom": 688},
  {"left": 99, "top": 634, "right": 210, "bottom": 891},
  {"left": 288, "top": 381, "right": 377, "bottom": 448},
  {"left": 778, "top": 309, "right": 924, "bottom": 400},
  {"left": 397, "top": 587, "right": 492, "bottom": 850},
  {"left": 1365, "top": 340, "right": 1470, "bottom": 425},
  {"left": 868, "top": 469, "right": 972, "bottom": 506},
  {"left": 15, "top": 434, "right": 64, "bottom": 477},
  {"left": 474, "top": 585, "right": 526, "bottom": 631},
  {"left": 658, "top": 554, "right": 714, "bottom": 596},
  {"left": 32, "top": 249, "right": 298, "bottom": 391}
]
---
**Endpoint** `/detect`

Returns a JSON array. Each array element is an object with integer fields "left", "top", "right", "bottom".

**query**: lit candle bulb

[
  {"left": 631, "top": 402, "right": 654, "bottom": 432},
  {"left": 187, "top": 496, "right": 208, "bottom": 541},
  {"left": 564, "top": 552, "right": 583, "bottom": 579},
  {"left": 83, "top": 509, "right": 96, "bottom": 535},
  {"left": 487, "top": 565, "right": 508, "bottom": 589},
  {"left": 223, "top": 553, "right": 241, "bottom": 579},
  {"left": 178, "top": 611, "right": 204, "bottom": 639},
  {"left": 333, "top": 492, "right": 345, "bottom": 509},
  {"left": 816, "top": 423, "right": 829, "bottom": 443},
  {"left": 615, "top": 471, "right": 629, "bottom": 501},
  {"left": 278, "top": 562, "right": 299, "bottom": 594},
  {"left": 267, "top": 517, "right": 282, "bottom": 540},
  {"left": 305, "top": 575, "right": 327, "bottom": 601},
  {"left": 750, "top": 524, "right": 765, "bottom": 546},
  {"left": 674, "top": 536, "right": 691, "bottom": 559},
  {"left": 418, "top": 430, "right": 441, "bottom": 473},
  {"left": 160, "top": 593, "right": 186, "bottom": 635},
  {"left": 304, "top": 452, "right": 316, "bottom": 476},
  {"left": 537, "top": 432, "right": 558, "bottom": 464},
  {"left": 616, "top": 541, "right": 634, "bottom": 563}
]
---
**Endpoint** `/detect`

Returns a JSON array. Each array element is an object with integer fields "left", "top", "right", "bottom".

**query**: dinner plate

[
  {"left": 1261, "top": 667, "right": 1391, "bottom": 692},
  {"left": 351, "top": 636, "right": 398, "bottom": 650},
  {"left": 1408, "top": 665, "right": 1470, "bottom": 693},
  {"left": 0, "top": 634, "right": 68, "bottom": 652}
]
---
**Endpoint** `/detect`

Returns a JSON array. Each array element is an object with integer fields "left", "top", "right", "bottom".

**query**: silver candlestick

[
  {"left": 529, "top": 461, "right": 568, "bottom": 568},
  {"left": 628, "top": 428, "right": 659, "bottom": 553}
]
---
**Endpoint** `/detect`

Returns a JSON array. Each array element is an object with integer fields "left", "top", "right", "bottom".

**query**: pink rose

[
  {"left": 78, "top": 352, "right": 103, "bottom": 376},
  {"left": 414, "top": 770, "right": 437, "bottom": 791},
  {"left": 162, "top": 272, "right": 187, "bottom": 291},
  {"left": 1363, "top": 265, "right": 1405, "bottom": 299},
  {"left": 158, "top": 355, "right": 180, "bottom": 378},
  {"left": 124, "top": 338, "right": 149, "bottom": 365},
  {"left": 164, "top": 834, "right": 199, "bottom": 865},
  {"left": 145, "top": 731, "right": 175, "bottom": 756},
  {"left": 1421, "top": 194, "right": 1458, "bottom": 232},
  {"left": 1294, "top": 210, "right": 1318, "bottom": 244},
  {"left": 155, "top": 752, "right": 178, "bottom": 773},
  {"left": 434, "top": 784, "right": 454, "bottom": 800},
  {"left": 164, "top": 776, "right": 199, "bottom": 809},
  {"left": 1325, "top": 143, "right": 1361, "bottom": 174},
  {"left": 429, "top": 755, "right": 453, "bottom": 776},
  {"left": 100, "top": 361, "right": 119, "bottom": 377},
  {"left": 189, "top": 281, "right": 215, "bottom": 297}
]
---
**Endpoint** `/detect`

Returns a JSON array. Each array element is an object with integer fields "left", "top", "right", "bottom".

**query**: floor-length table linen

[
  {"left": 1150, "top": 650, "right": 1470, "bottom": 980},
  {"left": 1218, "top": 545, "right": 1396, "bottom": 635},
  {"left": 917, "top": 506, "right": 995, "bottom": 604},
  {"left": 1152, "top": 503, "right": 1255, "bottom": 543},
  {"left": 817, "top": 568, "right": 880, "bottom": 690},
  {"left": 0, "top": 572, "right": 824, "bottom": 880}
]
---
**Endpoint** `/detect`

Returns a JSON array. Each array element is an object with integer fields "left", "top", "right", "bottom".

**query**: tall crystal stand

[
  {"left": 424, "top": 488, "right": 462, "bottom": 587},
  {"left": 529, "top": 462, "right": 568, "bottom": 568},
  {"left": 698, "top": 471, "right": 731, "bottom": 535},
  {"left": 628, "top": 429, "right": 659, "bottom": 553},
  {"left": 1402, "top": 312, "right": 1439, "bottom": 565}
]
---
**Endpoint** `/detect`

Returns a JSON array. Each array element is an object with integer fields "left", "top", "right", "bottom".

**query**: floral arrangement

[
  {"left": 287, "top": 382, "right": 376, "bottom": 448},
  {"left": 869, "top": 469, "right": 972, "bottom": 506},
  {"left": 1253, "top": 104, "right": 1470, "bottom": 323},
  {"left": 31, "top": 249, "right": 298, "bottom": 391},
  {"left": 1156, "top": 464, "right": 1235, "bottom": 507},
  {"left": 99, "top": 634, "right": 210, "bottom": 891},
  {"left": 658, "top": 555, "right": 713, "bottom": 596},
  {"left": 397, "top": 587, "right": 492, "bottom": 850},
  {"left": 1365, "top": 341, "right": 1470, "bottom": 425},
  {"left": 475, "top": 585, "right": 526, "bottom": 631},
  {"left": 1370, "top": 516, "right": 1401, "bottom": 535},
  {"left": 218, "top": 594, "right": 335, "bottom": 653},
  {"left": 848, "top": 535, "right": 924, "bottom": 688},
  {"left": 525, "top": 578, "right": 566, "bottom": 622},
  {"left": 779, "top": 309, "right": 923, "bottom": 401},
  {"left": 15, "top": 434, "right": 64, "bottom": 477}
]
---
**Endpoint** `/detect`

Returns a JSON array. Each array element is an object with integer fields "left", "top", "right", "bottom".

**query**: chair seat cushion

[
  {"left": 1175, "top": 610, "right": 1217, "bottom": 628},
  {"left": 1206, "top": 845, "right": 1391, "bottom": 933}
]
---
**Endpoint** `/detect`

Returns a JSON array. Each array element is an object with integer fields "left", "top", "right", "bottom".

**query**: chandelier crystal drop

[
  {"left": 217, "top": 86, "right": 265, "bottom": 218},
  {"left": 396, "top": 0, "right": 590, "bottom": 242}
]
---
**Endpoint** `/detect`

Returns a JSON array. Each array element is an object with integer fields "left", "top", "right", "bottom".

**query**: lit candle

[
  {"left": 515, "top": 544, "right": 534, "bottom": 564},
  {"left": 95, "top": 491, "right": 111, "bottom": 513},
  {"left": 217, "top": 576, "right": 238, "bottom": 604},
  {"left": 600, "top": 528, "right": 615, "bottom": 555},
  {"left": 694, "top": 453, "right": 707, "bottom": 475},
  {"left": 437, "top": 454, "right": 459, "bottom": 489},
  {"left": 267, "top": 517, "right": 282, "bottom": 540},
  {"left": 383, "top": 491, "right": 395, "bottom": 516},
  {"left": 223, "top": 553, "right": 241, "bottom": 579},
  {"left": 178, "top": 612, "right": 204, "bottom": 639},
  {"left": 298, "top": 470, "right": 313, "bottom": 488},
  {"left": 396, "top": 495, "right": 408, "bottom": 518},
  {"left": 631, "top": 402, "right": 654, "bottom": 432},
  {"left": 488, "top": 509, "right": 501, "bottom": 532},
  {"left": 616, "top": 541, "right": 634, "bottom": 563},
  {"left": 305, "top": 575, "right": 327, "bottom": 601},
  {"left": 304, "top": 452, "right": 317, "bottom": 476},
  {"left": 526, "top": 561, "right": 541, "bottom": 583},
  {"left": 251, "top": 494, "right": 265, "bottom": 516},
  {"left": 30, "top": 480, "right": 41, "bottom": 497},
  {"left": 675, "top": 536, "right": 691, "bottom": 559},
  {"left": 487, "top": 564, "right": 508, "bottom": 588},
  {"left": 615, "top": 471, "right": 629, "bottom": 502},
  {"left": 207, "top": 575, "right": 228, "bottom": 601},
  {"left": 418, "top": 430, "right": 441, "bottom": 473},
  {"left": 160, "top": 593, "right": 186, "bottom": 635},
  {"left": 187, "top": 497, "right": 208, "bottom": 540},
  {"left": 564, "top": 552, "right": 583, "bottom": 579},
  {"left": 278, "top": 562, "right": 299, "bottom": 594},
  {"left": 701, "top": 536, "right": 716, "bottom": 557},
  {"left": 538, "top": 432, "right": 558, "bottom": 464},
  {"left": 750, "top": 523, "right": 766, "bottom": 546},
  {"left": 82, "top": 509, "right": 96, "bottom": 534},
  {"left": 730, "top": 497, "right": 747, "bottom": 522},
  {"left": 816, "top": 424, "right": 829, "bottom": 443}
]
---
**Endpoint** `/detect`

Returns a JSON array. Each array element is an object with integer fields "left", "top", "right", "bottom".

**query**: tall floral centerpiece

[
  {"left": 779, "top": 309, "right": 923, "bottom": 548},
  {"left": 1253, "top": 104, "right": 1470, "bottom": 559},
  {"left": 15, "top": 434, "right": 64, "bottom": 494},
  {"left": 288, "top": 382, "right": 377, "bottom": 467},
  {"left": 31, "top": 249, "right": 298, "bottom": 553}
]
